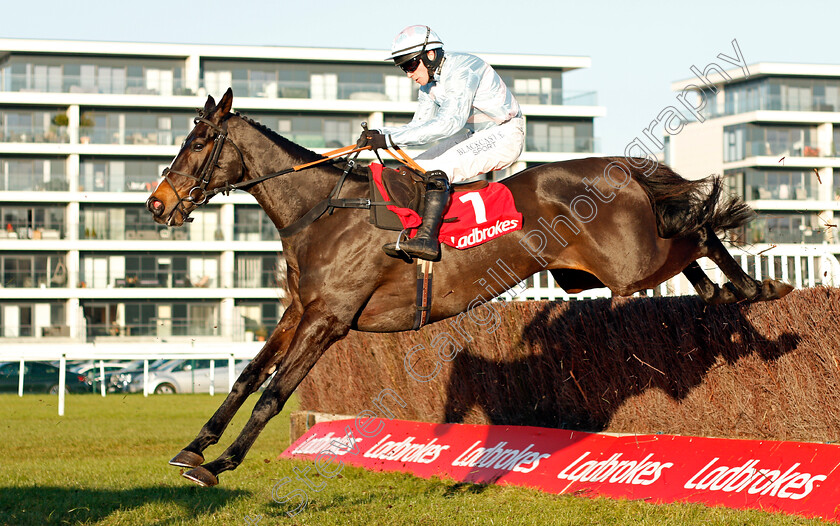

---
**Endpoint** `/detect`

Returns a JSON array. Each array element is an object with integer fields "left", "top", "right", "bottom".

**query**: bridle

[
  {"left": 154, "top": 114, "right": 428, "bottom": 235},
  {"left": 157, "top": 116, "right": 245, "bottom": 226}
]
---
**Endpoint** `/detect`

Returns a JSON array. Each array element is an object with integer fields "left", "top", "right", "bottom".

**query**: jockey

[{"left": 358, "top": 25, "right": 525, "bottom": 261}]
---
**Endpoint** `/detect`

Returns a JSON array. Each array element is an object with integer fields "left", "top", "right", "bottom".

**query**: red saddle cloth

[{"left": 370, "top": 163, "right": 523, "bottom": 250}]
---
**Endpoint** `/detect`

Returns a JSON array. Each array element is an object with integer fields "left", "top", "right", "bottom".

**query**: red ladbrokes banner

[
  {"left": 281, "top": 418, "right": 840, "bottom": 522},
  {"left": 369, "top": 164, "right": 523, "bottom": 250}
]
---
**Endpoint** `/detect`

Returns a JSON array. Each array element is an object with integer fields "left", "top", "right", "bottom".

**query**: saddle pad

[{"left": 370, "top": 163, "right": 523, "bottom": 250}]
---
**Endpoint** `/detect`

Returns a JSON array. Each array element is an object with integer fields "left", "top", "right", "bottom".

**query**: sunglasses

[{"left": 399, "top": 56, "right": 422, "bottom": 73}]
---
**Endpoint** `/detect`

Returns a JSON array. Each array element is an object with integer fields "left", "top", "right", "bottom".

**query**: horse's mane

[
  {"left": 231, "top": 111, "right": 370, "bottom": 182},
  {"left": 232, "top": 112, "right": 325, "bottom": 164}
]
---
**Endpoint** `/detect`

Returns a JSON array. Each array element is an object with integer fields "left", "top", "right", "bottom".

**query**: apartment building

[
  {"left": 665, "top": 62, "right": 840, "bottom": 282},
  {"left": 0, "top": 38, "right": 604, "bottom": 350}
]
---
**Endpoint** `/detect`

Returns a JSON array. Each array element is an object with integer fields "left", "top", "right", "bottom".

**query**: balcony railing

[
  {"left": 735, "top": 141, "right": 834, "bottom": 160},
  {"left": 0, "top": 125, "right": 69, "bottom": 143},
  {"left": 85, "top": 320, "right": 219, "bottom": 338},
  {"left": 0, "top": 225, "right": 64, "bottom": 240},
  {"left": 78, "top": 126, "right": 188, "bottom": 146},
  {"left": 526, "top": 136, "right": 600, "bottom": 153},
  {"left": 2, "top": 73, "right": 191, "bottom": 96}
]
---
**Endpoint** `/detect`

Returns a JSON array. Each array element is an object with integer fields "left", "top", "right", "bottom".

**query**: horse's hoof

[
  {"left": 182, "top": 466, "right": 219, "bottom": 487},
  {"left": 761, "top": 279, "right": 794, "bottom": 301},
  {"left": 170, "top": 450, "right": 204, "bottom": 468}
]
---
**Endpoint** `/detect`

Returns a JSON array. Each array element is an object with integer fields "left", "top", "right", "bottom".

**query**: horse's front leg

[
  {"left": 169, "top": 305, "right": 302, "bottom": 469},
  {"left": 182, "top": 299, "right": 350, "bottom": 486}
]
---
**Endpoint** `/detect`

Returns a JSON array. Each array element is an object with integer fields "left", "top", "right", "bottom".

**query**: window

[
  {"left": 730, "top": 168, "right": 820, "bottom": 201},
  {"left": 0, "top": 205, "right": 64, "bottom": 239},
  {"left": 203, "top": 61, "right": 405, "bottom": 101},
  {"left": 235, "top": 254, "right": 283, "bottom": 288},
  {"left": 246, "top": 112, "right": 365, "bottom": 149},
  {"left": 497, "top": 69, "right": 563, "bottom": 105},
  {"left": 1, "top": 253, "right": 66, "bottom": 288},
  {"left": 78, "top": 111, "right": 192, "bottom": 146},
  {"left": 0, "top": 158, "right": 67, "bottom": 191},
  {"left": 0, "top": 108, "right": 69, "bottom": 143},
  {"left": 234, "top": 206, "right": 280, "bottom": 241},
  {"left": 236, "top": 301, "right": 280, "bottom": 340},
  {"left": 80, "top": 158, "right": 167, "bottom": 192},
  {"left": 526, "top": 119, "right": 594, "bottom": 153},
  {"left": 0, "top": 301, "right": 65, "bottom": 338},
  {"left": 723, "top": 124, "right": 818, "bottom": 161},
  {"left": 84, "top": 301, "right": 220, "bottom": 338},
  {"left": 744, "top": 213, "right": 830, "bottom": 244},
  {"left": 0, "top": 55, "right": 186, "bottom": 95}
]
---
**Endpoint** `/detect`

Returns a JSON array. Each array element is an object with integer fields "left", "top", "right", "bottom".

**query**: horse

[{"left": 145, "top": 88, "right": 792, "bottom": 486}]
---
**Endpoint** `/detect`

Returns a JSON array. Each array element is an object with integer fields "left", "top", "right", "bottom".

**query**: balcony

[
  {"left": 526, "top": 136, "right": 599, "bottom": 154},
  {"left": 1, "top": 124, "right": 69, "bottom": 144},
  {"left": 2, "top": 73, "right": 191, "bottom": 96},
  {"left": 79, "top": 126, "right": 188, "bottom": 146}
]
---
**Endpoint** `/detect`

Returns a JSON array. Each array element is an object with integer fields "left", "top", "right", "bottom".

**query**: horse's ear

[
  {"left": 203, "top": 95, "right": 216, "bottom": 116},
  {"left": 216, "top": 87, "right": 233, "bottom": 117}
]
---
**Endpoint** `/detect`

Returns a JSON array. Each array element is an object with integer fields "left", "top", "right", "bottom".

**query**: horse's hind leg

[
  {"left": 682, "top": 261, "right": 739, "bottom": 304},
  {"left": 182, "top": 300, "right": 349, "bottom": 486},
  {"left": 169, "top": 306, "right": 302, "bottom": 469},
  {"left": 699, "top": 227, "right": 793, "bottom": 302}
]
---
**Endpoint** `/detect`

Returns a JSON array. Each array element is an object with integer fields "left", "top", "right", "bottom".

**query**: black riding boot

[{"left": 383, "top": 171, "right": 450, "bottom": 261}]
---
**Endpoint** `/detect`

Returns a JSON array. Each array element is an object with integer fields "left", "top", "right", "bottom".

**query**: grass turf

[{"left": 0, "top": 393, "right": 829, "bottom": 525}]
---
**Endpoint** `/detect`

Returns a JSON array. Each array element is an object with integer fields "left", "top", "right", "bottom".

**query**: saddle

[{"left": 368, "top": 166, "right": 489, "bottom": 231}]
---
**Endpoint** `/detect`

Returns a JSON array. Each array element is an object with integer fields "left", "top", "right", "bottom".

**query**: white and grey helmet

[{"left": 387, "top": 25, "right": 444, "bottom": 73}]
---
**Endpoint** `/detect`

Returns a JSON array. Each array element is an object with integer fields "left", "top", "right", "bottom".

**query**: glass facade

[
  {"left": 0, "top": 157, "right": 67, "bottom": 191},
  {"left": 81, "top": 300, "right": 219, "bottom": 338},
  {"left": 78, "top": 205, "right": 224, "bottom": 241},
  {"left": 235, "top": 253, "right": 283, "bottom": 288},
  {"left": 0, "top": 204, "right": 64, "bottom": 239},
  {"left": 245, "top": 112, "right": 367, "bottom": 149},
  {"left": 236, "top": 301, "right": 280, "bottom": 340},
  {"left": 78, "top": 253, "right": 219, "bottom": 289},
  {"left": 526, "top": 119, "right": 596, "bottom": 153},
  {"left": 0, "top": 54, "right": 187, "bottom": 95},
  {"left": 743, "top": 212, "right": 836, "bottom": 245},
  {"left": 0, "top": 301, "right": 65, "bottom": 338},
  {"left": 0, "top": 253, "right": 66, "bottom": 288},
  {"left": 721, "top": 77, "right": 840, "bottom": 116},
  {"left": 203, "top": 60, "right": 416, "bottom": 102},
  {"left": 234, "top": 206, "right": 281, "bottom": 241},
  {"left": 723, "top": 124, "right": 822, "bottom": 161},
  {"left": 79, "top": 158, "right": 167, "bottom": 192},
  {"left": 0, "top": 108, "right": 69, "bottom": 143},
  {"left": 79, "top": 110, "right": 193, "bottom": 146},
  {"left": 725, "top": 168, "right": 822, "bottom": 201}
]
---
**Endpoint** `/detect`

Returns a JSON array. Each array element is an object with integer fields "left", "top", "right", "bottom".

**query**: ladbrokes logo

[
  {"left": 684, "top": 458, "right": 827, "bottom": 500},
  {"left": 452, "top": 218, "right": 520, "bottom": 249},
  {"left": 557, "top": 452, "right": 673, "bottom": 486}
]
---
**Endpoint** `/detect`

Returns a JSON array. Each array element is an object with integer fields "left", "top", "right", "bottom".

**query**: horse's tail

[{"left": 613, "top": 158, "right": 755, "bottom": 239}]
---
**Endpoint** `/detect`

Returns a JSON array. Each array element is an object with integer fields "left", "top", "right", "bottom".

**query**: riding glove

[{"left": 357, "top": 129, "right": 389, "bottom": 150}]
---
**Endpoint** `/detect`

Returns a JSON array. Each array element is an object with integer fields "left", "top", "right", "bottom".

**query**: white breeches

[{"left": 415, "top": 117, "right": 525, "bottom": 184}]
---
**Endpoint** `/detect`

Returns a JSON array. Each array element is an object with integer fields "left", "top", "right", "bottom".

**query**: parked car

[
  {"left": 110, "top": 359, "right": 174, "bottom": 393},
  {"left": 0, "top": 361, "right": 91, "bottom": 394},
  {"left": 127, "top": 359, "right": 248, "bottom": 394},
  {"left": 70, "top": 361, "right": 135, "bottom": 392}
]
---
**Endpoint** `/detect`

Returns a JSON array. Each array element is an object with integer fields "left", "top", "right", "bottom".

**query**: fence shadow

[{"left": 442, "top": 295, "right": 801, "bottom": 432}]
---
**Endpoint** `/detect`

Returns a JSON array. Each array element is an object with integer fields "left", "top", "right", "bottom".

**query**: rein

[{"left": 163, "top": 114, "right": 427, "bottom": 236}]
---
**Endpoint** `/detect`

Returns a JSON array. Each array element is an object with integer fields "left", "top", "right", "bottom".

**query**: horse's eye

[{"left": 192, "top": 143, "right": 205, "bottom": 152}]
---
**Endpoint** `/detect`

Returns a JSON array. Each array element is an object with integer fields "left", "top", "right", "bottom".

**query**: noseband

[{"left": 159, "top": 116, "right": 244, "bottom": 226}]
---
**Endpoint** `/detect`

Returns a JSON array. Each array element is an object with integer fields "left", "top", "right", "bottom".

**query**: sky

[{"left": 3, "top": 0, "right": 838, "bottom": 154}]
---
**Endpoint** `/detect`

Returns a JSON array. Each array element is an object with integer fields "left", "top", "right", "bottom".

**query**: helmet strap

[{"left": 421, "top": 48, "right": 444, "bottom": 75}]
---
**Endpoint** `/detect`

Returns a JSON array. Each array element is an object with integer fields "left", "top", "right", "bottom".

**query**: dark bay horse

[{"left": 146, "top": 88, "right": 792, "bottom": 486}]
